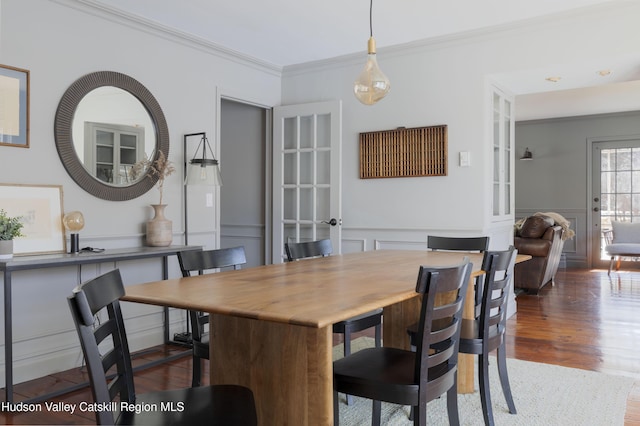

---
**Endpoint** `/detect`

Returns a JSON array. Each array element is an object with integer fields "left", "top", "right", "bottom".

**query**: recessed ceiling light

[
  {"left": 597, "top": 69, "right": 612, "bottom": 77},
  {"left": 545, "top": 76, "right": 561, "bottom": 83}
]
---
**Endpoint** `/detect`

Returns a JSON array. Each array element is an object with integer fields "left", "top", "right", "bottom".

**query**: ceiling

[
  {"left": 92, "top": 0, "right": 622, "bottom": 67},
  {"left": 90, "top": 0, "right": 640, "bottom": 120}
]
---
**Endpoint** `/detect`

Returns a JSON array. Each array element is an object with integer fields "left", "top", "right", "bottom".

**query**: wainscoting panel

[{"left": 221, "top": 223, "right": 265, "bottom": 268}]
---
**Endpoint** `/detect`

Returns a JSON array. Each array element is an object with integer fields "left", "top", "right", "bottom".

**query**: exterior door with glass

[
  {"left": 272, "top": 101, "right": 342, "bottom": 263},
  {"left": 591, "top": 137, "right": 640, "bottom": 268}
]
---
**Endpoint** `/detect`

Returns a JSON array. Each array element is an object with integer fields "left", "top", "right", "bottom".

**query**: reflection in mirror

[
  {"left": 55, "top": 71, "right": 169, "bottom": 201},
  {"left": 72, "top": 87, "right": 155, "bottom": 186}
]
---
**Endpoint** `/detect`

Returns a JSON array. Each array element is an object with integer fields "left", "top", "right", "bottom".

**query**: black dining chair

[
  {"left": 333, "top": 260, "right": 472, "bottom": 426},
  {"left": 428, "top": 235, "right": 489, "bottom": 316},
  {"left": 67, "top": 269, "right": 257, "bottom": 425},
  {"left": 285, "top": 238, "right": 334, "bottom": 260},
  {"left": 285, "top": 239, "right": 382, "bottom": 405},
  {"left": 178, "top": 246, "right": 247, "bottom": 387},
  {"left": 408, "top": 247, "right": 517, "bottom": 426},
  {"left": 459, "top": 247, "right": 517, "bottom": 426}
]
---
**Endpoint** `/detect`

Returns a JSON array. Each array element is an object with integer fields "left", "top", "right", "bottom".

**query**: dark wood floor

[{"left": 2, "top": 267, "right": 640, "bottom": 424}]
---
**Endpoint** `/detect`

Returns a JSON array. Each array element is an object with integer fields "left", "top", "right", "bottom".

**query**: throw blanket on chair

[
  {"left": 533, "top": 212, "right": 575, "bottom": 241},
  {"left": 514, "top": 212, "right": 575, "bottom": 241}
]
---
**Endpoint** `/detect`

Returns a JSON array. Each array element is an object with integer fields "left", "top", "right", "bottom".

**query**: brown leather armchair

[{"left": 513, "top": 215, "right": 565, "bottom": 294}]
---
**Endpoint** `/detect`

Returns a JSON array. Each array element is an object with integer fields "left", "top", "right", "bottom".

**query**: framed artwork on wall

[
  {"left": 0, "top": 184, "right": 65, "bottom": 255},
  {"left": 0, "top": 64, "right": 30, "bottom": 148}
]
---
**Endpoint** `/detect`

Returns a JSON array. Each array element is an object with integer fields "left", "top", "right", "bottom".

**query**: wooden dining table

[{"left": 122, "top": 249, "right": 529, "bottom": 425}]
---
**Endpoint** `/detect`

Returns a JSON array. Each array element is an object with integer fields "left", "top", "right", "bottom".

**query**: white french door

[
  {"left": 591, "top": 137, "right": 640, "bottom": 267},
  {"left": 272, "top": 101, "right": 342, "bottom": 263}
]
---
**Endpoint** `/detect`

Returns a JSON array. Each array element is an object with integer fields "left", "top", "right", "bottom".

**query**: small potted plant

[{"left": 0, "top": 209, "right": 24, "bottom": 260}]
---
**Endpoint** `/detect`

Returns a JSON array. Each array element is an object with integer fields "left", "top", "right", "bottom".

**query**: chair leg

[
  {"left": 372, "top": 400, "right": 381, "bottom": 426},
  {"left": 374, "top": 323, "right": 382, "bottom": 348},
  {"left": 609, "top": 257, "right": 614, "bottom": 276},
  {"left": 446, "top": 383, "right": 460, "bottom": 426},
  {"left": 478, "top": 353, "right": 495, "bottom": 426},
  {"left": 333, "top": 389, "right": 340, "bottom": 426},
  {"left": 497, "top": 345, "right": 517, "bottom": 414},
  {"left": 343, "top": 330, "right": 353, "bottom": 405},
  {"left": 191, "top": 355, "right": 202, "bottom": 387}
]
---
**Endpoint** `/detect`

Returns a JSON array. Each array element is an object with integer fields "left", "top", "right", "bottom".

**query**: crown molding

[
  {"left": 51, "top": 0, "right": 283, "bottom": 77},
  {"left": 283, "top": 2, "right": 633, "bottom": 77}
]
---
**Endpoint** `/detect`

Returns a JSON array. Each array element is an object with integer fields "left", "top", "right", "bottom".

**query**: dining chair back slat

[{"left": 285, "top": 238, "right": 333, "bottom": 260}]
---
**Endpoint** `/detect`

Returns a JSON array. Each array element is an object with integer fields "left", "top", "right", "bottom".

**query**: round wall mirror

[{"left": 55, "top": 71, "right": 170, "bottom": 201}]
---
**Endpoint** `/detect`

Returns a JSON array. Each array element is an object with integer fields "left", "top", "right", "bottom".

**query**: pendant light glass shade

[
  {"left": 186, "top": 157, "right": 223, "bottom": 186},
  {"left": 354, "top": 0, "right": 390, "bottom": 106},
  {"left": 354, "top": 37, "right": 390, "bottom": 105},
  {"left": 184, "top": 132, "right": 222, "bottom": 186}
]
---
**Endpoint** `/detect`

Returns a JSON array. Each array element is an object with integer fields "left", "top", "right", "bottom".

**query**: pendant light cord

[{"left": 369, "top": 0, "right": 373, "bottom": 38}]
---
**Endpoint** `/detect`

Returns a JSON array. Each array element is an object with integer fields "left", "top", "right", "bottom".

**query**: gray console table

[{"left": 0, "top": 245, "right": 201, "bottom": 403}]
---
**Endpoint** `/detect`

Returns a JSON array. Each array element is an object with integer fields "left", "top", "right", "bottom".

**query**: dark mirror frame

[{"left": 54, "top": 71, "right": 170, "bottom": 201}]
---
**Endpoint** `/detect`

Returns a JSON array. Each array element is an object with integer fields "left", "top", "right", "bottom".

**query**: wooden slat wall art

[{"left": 359, "top": 125, "right": 448, "bottom": 179}]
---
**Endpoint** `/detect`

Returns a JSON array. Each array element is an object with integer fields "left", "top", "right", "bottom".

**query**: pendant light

[
  {"left": 354, "top": 0, "right": 390, "bottom": 105},
  {"left": 184, "top": 132, "right": 222, "bottom": 186}
]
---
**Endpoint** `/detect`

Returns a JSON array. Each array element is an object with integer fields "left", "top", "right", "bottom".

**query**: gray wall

[
  {"left": 0, "top": 0, "right": 281, "bottom": 386},
  {"left": 515, "top": 111, "right": 640, "bottom": 267}
]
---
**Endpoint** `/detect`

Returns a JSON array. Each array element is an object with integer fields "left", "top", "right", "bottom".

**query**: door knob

[
  {"left": 322, "top": 218, "right": 338, "bottom": 226},
  {"left": 593, "top": 207, "right": 599, "bottom": 212}
]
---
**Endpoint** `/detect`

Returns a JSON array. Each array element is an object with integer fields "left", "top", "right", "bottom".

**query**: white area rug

[{"left": 334, "top": 337, "right": 634, "bottom": 425}]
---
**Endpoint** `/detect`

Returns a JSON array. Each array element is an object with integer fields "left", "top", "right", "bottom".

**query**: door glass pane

[
  {"left": 283, "top": 188, "right": 297, "bottom": 220},
  {"left": 316, "top": 113, "right": 330, "bottom": 148},
  {"left": 299, "top": 188, "right": 313, "bottom": 221},
  {"left": 617, "top": 171, "right": 631, "bottom": 193},
  {"left": 317, "top": 151, "right": 330, "bottom": 185},
  {"left": 300, "top": 115, "right": 313, "bottom": 149},
  {"left": 316, "top": 187, "right": 330, "bottom": 220},
  {"left": 96, "top": 130, "right": 114, "bottom": 146},
  {"left": 120, "top": 134, "right": 136, "bottom": 148},
  {"left": 601, "top": 147, "right": 640, "bottom": 228},
  {"left": 283, "top": 152, "right": 297, "bottom": 185},
  {"left": 96, "top": 145, "right": 113, "bottom": 164},
  {"left": 299, "top": 152, "right": 314, "bottom": 185},
  {"left": 284, "top": 225, "right": 298, "bottom": 244},
  {"left": 505, "top": 182, "right": 511, "bottom": 215},
  {"left": 617, "top": 149, "right": 632, "bottom": 170},
  {"left": 283, "top": 117, "right": 297, "bottom": 150}
]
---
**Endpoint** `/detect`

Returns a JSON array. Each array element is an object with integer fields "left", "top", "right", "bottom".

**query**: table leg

[
  {"left": 210, "top": 314, "right": 333, "bottom": 425},
  {"left": 457, "top": 276, "right": 476, "bottom": 393}
]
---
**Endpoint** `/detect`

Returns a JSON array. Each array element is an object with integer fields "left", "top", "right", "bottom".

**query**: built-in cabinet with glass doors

[{"left": 492, "top": 87, "right": 515, "bottom": 220}]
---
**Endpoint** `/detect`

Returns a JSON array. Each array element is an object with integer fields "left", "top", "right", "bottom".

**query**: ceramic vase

[
  {"left": 146, "top": 204, "right": 172, "bottom": 247},
  {"left": 0, "top": 240, "right": 14, "bottom": 260}
]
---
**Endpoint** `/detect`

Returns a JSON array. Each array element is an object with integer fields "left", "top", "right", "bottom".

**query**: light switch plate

[{"left": 459, "top": 151, "right": 471, "bottom": 167}]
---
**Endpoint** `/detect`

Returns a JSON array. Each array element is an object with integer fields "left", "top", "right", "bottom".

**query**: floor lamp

[{"left": 177, "top": 132, "right": 222, "bottom": 344}]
